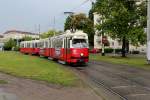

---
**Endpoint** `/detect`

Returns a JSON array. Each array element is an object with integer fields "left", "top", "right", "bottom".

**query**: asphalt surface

[
  {"left": 0, "top": 72, "right": 101, "bottom": 100},
  {"left": 72, "top": 61, "right": 150, "bottom": 100}
]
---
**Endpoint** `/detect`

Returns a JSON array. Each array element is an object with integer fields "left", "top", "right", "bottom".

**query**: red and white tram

[
  {"left": 38, "top": 38, "right": 50, "bottom": 57},
  {"left": 20, "top": 30, "right": 89, "bottom": 64},
  {"left": 51, "top": 30, "right": 89, "bottom": 64},
  {"left": 20, "top": 40, "right": 40, "bottom": 55}
]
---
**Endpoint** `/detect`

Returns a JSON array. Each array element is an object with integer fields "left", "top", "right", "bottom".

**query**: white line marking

[
  {"left": 127, "top": 94, "right": 150, "bottom": 97},
  {"left": 112, "top": 85, "right": 136, "bottom": 89}
]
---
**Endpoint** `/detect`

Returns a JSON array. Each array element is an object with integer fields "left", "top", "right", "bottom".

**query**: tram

[{"left": 20, "top": 30, "right": 89, "bottom": 64}]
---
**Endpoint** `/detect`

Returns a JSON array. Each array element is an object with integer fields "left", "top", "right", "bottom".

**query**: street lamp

[
  {"left": 64, "top": 12, "right": 74, "bottom": 15},
  {"left": 64, "top": 11, "right": 75, "bottom": 32}
]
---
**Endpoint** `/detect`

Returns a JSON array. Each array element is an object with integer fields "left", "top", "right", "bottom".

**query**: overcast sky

[{"left": 0, "top": 0, "right": 92, "bottom": 33}]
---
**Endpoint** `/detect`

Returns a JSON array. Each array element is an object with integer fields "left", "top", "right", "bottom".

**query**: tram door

[
  {"left": 64, "top": 37, "right": 70, "bottom": 62},
  {"left": 64, "top": 38, "right": 67, "bottom": 62}
]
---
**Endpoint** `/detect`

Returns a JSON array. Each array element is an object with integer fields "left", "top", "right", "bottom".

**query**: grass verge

[
  {"left": 0, "top": 80, "right": 8, "bottom": 84},
  {"left": 0, "top": 51, "right": 77, "bottom": 86},
  {"left": 90, "top": 54, "right": 150, "bottom": 69}
]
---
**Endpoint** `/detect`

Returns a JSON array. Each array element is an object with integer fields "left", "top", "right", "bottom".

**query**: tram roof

[{"left": 51, "top": 30, "right": 88, "bottom": 39}]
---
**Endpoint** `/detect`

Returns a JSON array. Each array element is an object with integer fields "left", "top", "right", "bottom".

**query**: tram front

[{"left": 70, "top": 31, "right": 89, "bottom": 64}]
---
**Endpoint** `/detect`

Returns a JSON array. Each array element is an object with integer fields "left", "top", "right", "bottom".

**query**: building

[
  {"left": 3, "top": 30, "right": 39, "bottom": 41},
  {"left": 93, "top": 13, "right": 146, "bottom": 53},
  {"left": 0, "top": 35, "right": 4, "bottom": 51},
  {"left": 94, "top": 13, "right": 122, "bottom": 50}
]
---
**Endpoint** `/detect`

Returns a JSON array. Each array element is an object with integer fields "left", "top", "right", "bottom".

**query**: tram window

[
  {"left": 24, "top": 43, "right": 26, "bottom": 48},
  {"left": 58, "top": 39, "right": 63, "bottom": 48},
  {"left": 53, "top": 38, "right": 63, "bottom": 48},
  {"left": 72, "top": 39, "right": 88, "bottom": 48},
  {"left": 35, "top": 43, "right": 38, "bottom": 48},
  {"left": 37, "top": 43, "right": 40, "bottom": 48},
  {"left": 27, "top": 43, "right": 29, "bottom": 48},
  {"left": 42, "top": 42, "right": 44, "bottom": 48},
  {"left": 45, "top": 41, "right": 48, "bottom": 48},
  {"left": 30, "top": 43, "right": 31, "bottom": 48},
  {"left": 31, "top": 43, "right": 33, "bottom": 48},
  {"left": 39, "top": 42, "right": 42, "bottom": 48},
  {"left": 40, "top": 42, "right": 42, "bottom": 48},
  {"left": 49, "top": 40, "right": 51, "bottom": 48},
  {"left": 29, "top": 43, "right": 31, "bottom": 48}
]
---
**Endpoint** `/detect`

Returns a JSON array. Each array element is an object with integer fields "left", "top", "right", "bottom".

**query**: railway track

[
  {"left": 69, "top": 61, "right": 150, "bottom": 100},
  {"left": 90, "top": 76, "right": 127, "bottom": 100}
]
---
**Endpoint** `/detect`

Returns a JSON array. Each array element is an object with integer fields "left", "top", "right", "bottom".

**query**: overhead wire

[
  {"left": 70, "top": 0, "right": 90, "bottom": 12},
  {"left": 50, "top": 0, "right": 92, "bottom": 31}
]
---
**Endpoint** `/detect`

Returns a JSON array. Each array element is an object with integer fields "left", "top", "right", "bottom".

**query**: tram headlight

[{"left": 80, "top": 53, "right": 84, "bottom": 57}]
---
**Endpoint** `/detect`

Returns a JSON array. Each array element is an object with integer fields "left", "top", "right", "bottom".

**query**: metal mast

[{"left": 147, "top": 0, "right": 150, "bottom": 63}]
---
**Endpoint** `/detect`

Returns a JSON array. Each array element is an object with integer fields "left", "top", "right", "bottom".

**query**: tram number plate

[{"left": 79, "top": 59, "right": 84, "bottom": 62}]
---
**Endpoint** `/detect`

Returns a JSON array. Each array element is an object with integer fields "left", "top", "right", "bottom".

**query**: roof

[
  {"left": 3, "top": 30, "right": 39, "bottom": 35},
  {"left": 52, "top": 30, "right": 88, "bottom": 39}
]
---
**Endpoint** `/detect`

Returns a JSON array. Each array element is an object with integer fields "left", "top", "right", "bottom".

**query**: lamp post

[
  {"left": 147, "top": 0, "right": 150, "bottom": 64},
  {"left": 64, "top": 11, "right": 74, "bottom": 32}
]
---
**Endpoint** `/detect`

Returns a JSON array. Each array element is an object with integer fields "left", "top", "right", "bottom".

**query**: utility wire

[
  {"left": 50, "top": 0, "right": 92, "bottom": 31},
  {"left": 70, "top": 0, "right": 90, "bottom": 12}
]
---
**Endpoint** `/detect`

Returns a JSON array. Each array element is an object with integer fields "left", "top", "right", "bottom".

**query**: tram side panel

[
  {"left": 49, "top": 38, "right": 57, "bottom": 59},
  {"left": 44, "top": 40, "right": 50, "bottom": 57},
  {"left": 49, "top": 38, "right": 53, "bottom": 58},
  {"left": 39, "top": 39, "right": 50, "bottom": 57},
  {"left": 33, "top": 48, "right": 40, "bottom": 55}
]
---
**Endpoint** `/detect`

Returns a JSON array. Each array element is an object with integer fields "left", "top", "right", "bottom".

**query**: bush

[
  {"left": 4, "top": 39, "right": 17, "bottom": 51},
  {"left": 115, "top": 49, "right": 122, "bottom": 53},
  {"left": 131, "top": 50, "right": 140, "bottom": 54},
  {"left": 102, "top": 48, "right": 122, "bottom": 54},
  {"left": 14, "top": 46, "right": 20, "bottom": 51},
  {"left": 104, "top": 48, "right": 113, "bottom": 53}
]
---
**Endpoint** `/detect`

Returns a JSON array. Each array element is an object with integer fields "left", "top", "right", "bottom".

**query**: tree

[
  {"left": 4, "top": 39, "right": 17, "bottom": 50},
  {"left": 40, "top": 30, "right": 59, "bottom": 39},
  {"left": 94, "top": 0, "right": 146, "bottom": 57},
  {"left": 64, "top": 13, "right": 95, "bottom": 46},
  {"left": 22, "top": 36, "right": 33, "bottom": 41},
  {"left": 137, "top": 0, "right": 147, "bottom": 28}
]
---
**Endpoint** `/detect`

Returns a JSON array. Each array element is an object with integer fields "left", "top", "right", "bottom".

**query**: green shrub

[
  {"left": 14, "top": 46, "right": 20, "bottom": 51},
  {"left": 103, "top": 48, "right": 122, "bottom": 54},
  {"left": 104, "top": 48, "right": 113, "bottom": 53},
  {"left": 115, "top": 49, "right": 122, "bottom": 53},
  {"left": 4, "top": 39, "right": 17, "bottom": 51},
  {"left": 132, "top": 50, "right": 140, "bottom": 54}
]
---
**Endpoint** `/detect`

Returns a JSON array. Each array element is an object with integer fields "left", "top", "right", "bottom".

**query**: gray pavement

[
  {"left": 73, "top": 61, "right": 150, "bottom": 100},
  {"left": 0, "top": 92, "right": 18, "bottom": 100},
  {"left": 0, "top": 72, "right": 101, "bottom": 100}
]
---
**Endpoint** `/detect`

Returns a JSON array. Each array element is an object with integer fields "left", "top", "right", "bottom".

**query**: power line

[
  {"left": 49, "top": 0, "right": 93, "bottom": 30},
  {"left": 70, "top": 0, "right": 90, "bottom": 12}
]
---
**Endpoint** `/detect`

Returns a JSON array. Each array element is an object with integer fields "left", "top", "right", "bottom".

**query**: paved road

[
  {"left": 0, "top": 92, "right": 18, "bottom": 100},
  {"left": 0, "top": 72, "right": 101, "bottom": 100},
  {"left": 73, "top": 61, "right": 150, "bottom": 100}
]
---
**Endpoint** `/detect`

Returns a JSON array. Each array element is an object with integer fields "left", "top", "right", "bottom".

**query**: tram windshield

[{"left": 72, "top": 39, "right": 88, "bottom": 48}]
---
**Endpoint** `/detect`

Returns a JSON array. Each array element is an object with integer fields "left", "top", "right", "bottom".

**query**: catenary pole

[{"left": 147, "top": 0, "right": 150, "bottom": 64}]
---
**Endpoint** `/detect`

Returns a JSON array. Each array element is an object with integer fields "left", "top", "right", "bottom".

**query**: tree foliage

[
  {"left": 94, "top": 0, "right": 146, "bottom": 57},
  {"left": 64, "top": 13, "right": 95, "bottom": 46},
  {"left": 4, "top": 39, "right": 17, "bottom": 50},
  {"left": 40, "top": 30, "right": 59, "bottom": 39},
  {"left": 22, "top": 36, "right": 33, "bottom": 41}
]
